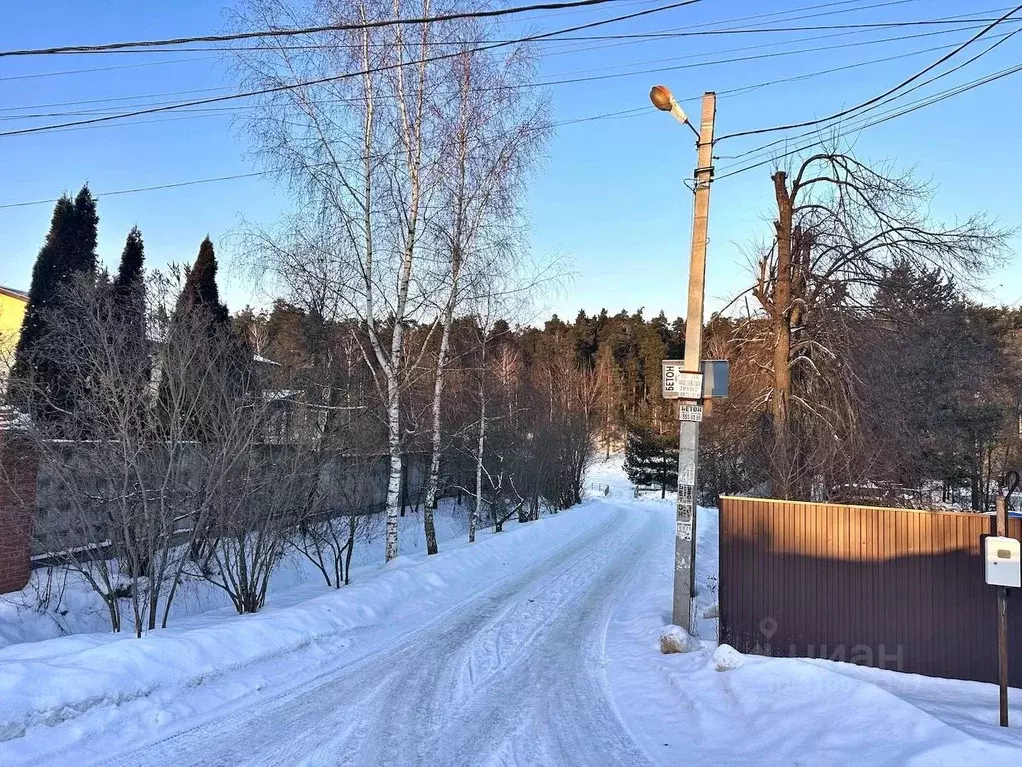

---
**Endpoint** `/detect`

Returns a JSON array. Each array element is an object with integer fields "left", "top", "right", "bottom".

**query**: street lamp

[
  {"left": 649, "top": 85, "right": 700, "bottom": 139},
  {"left": 651, "top": 85, "right": 717, "bottom": 632}
]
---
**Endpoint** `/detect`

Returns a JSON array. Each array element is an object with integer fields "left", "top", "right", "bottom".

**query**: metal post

[
  {"left": 996, "top": 491, "right": 1009, "bottom": 727},
  {"left": 672, "top": 92, "right": 716, "bottom": 630}
]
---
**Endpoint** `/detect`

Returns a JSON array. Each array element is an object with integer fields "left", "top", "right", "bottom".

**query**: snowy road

[
  {"left": 11, "top": 459, "right": 1018, "bottom": 766},
  {"left": 108, "top": 507, "right": 657, "bottom": 766}
]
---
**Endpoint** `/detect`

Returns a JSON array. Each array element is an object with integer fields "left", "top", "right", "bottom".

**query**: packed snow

[{"left": 0, "top": 456, "right": 1019, "bottom": 765}]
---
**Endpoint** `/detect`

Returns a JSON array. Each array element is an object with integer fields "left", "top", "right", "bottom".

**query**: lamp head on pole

[
  {"left": 650, "top": 84, "right": 700, "bottom": 139},
  {"left": 650, "top": 85, "right": 687, "bottom": 124}
]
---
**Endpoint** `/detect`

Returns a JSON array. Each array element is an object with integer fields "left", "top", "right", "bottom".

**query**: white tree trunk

[
  {"left": 471, "top": 349, "right": 486, "bottom": 544},
  {"left": 385, "top": 371, "right": 402, "bottom": 561},
  {"left": 423, "top": 310, "right": 452, "bottom": 555}
]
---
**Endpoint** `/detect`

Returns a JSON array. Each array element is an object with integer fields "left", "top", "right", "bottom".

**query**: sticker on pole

[
  {"left": 662, "top": 360, "right": 702, "bottom": 400},
  {"left": 677, "top": 403, "right": 703, "bottom": 422}
]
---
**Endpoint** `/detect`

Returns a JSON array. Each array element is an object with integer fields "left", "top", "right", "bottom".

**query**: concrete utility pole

[{"left": 650, "top": 87, "right": 717, "bottom": 630}]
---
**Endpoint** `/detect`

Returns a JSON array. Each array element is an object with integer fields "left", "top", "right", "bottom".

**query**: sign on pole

[
  {"left": 677, "top": 403, "right": 703, "bottom": 422},
  {"left": 663, "top": 359, "right": 730, "bottom": 400},
  {"left": 701, "top": 359, "right": 730, "bottom": 399},
  {"left": 662, "top": 360, "right": 702, "bottom": 400}
]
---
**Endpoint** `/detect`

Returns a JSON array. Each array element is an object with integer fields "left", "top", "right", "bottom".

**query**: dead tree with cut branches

[{"left": 745, "top": 150, "right": 1009, "bottom": 500}]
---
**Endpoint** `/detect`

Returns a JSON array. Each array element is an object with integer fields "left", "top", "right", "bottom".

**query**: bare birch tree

[
  {"left": 229, "top": 0, "right": 463, "bottom": 560},
  {"left": 230, "top": 0, "right": 547, "bottom": 560},
  {"left": 420, "top": 32, "right": 547, "bottom": 554}
]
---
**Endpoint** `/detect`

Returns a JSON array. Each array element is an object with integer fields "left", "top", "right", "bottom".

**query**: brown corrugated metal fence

[{"left": 719, "top": 496, "right": 1022, "bottom": 685}]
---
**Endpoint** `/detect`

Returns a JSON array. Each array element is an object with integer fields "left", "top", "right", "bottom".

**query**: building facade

[{"left": 0, "top": 286, "right": 28, "bottom": 383}]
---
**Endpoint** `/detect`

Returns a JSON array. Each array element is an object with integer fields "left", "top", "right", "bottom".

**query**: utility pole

[{"left": 674, "top": 92, "right": 716, "bottom": 629}]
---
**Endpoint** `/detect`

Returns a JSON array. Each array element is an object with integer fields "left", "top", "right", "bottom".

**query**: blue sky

[{"left": 1, "top": 0, "right": 1020, "bottom": 323}]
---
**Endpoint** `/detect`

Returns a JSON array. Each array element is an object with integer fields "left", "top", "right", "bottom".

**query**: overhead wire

[
  {"left": 714, "top": 60, "right": 1022, "bottom": 180},
  {"left": 718, "top": 21, "right": 1022, "bottom": 165},
  {"left": 0, "top": 0, "right": 933, "bottom": 85},
  {"left": 0, "top": 0, "right": 702, "bottom": 139},
  {"left": 0, "top": 0, "right": 635, "bottom": 58},
  {"left": 4, "top": 13, "right": 1016, "bottom": 127},
  {"left": 4, "top": 0, "right": 1018, "bottom": 197},
  {"left": 715, "top": 2, "right": 1022, "bottom": 142},
  {"left": 0, "top": 105, "right": 650, "bottom": 209},
  {"left": 20, "top": 17, "right": 1019, "bottom": 194}
]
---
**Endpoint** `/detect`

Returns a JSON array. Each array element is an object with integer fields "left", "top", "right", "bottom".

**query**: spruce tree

[
  {"left": 623, "top": 421, "right": 678, "bottom": 498},
  {"left": 72, "top": 185, "right": 99, "bottom": 274},
  {"left": 113, "top": 227, "right": 147, "bottom": 340},
  {"left": 9, "top": 185, "right": 99, "bottom": 420},
  {"left": 114, "top": 226, "right": 145, "bottom": 291}
]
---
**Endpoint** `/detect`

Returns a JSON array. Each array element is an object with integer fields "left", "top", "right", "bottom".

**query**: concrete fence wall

[{"left": 0, "top": 436, "right": 425, "bottom": 592}]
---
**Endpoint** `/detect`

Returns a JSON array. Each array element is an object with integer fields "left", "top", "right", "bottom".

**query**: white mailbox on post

[{"left": 984, "top": 536, "right": 1021, "bottom": 588}]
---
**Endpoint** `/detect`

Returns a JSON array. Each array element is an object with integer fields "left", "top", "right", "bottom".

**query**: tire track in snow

[{"left": 104, "top": 505, "right": 658, "bottom": 766}]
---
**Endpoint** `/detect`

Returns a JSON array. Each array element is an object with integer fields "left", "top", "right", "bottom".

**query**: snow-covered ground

[
  {"left": 599, "top": 458, "right": 1022, "bottom": 765},
  {"left": 0, "top": 500, "right": 470, "bottom": 649},
  {"left": 1, "top": 457, "right": 1020, "bottom": 765}
]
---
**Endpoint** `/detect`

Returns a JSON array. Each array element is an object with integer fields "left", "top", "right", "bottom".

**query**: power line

[
  {"left": 8, "top": 26, "right": 965, "bottom": 130},
  {"left": 0, "top": 106, "right": 652, "bottom": 210},
  {"left": 0, "top": 56, "right": 218, "bottom": 82},
  {"left": 719, "top": 23, "right": 1022, "bottom": 165},
  {"left": 0, "top": 29, "right": 965, "bottom": 133},
  {"left": 0, "top": 0, "right": 934, "bottom": 90},
  {"left": 512, "top": 19, "right": 1020, "bottom": 90},
  {"left": 8, "top": 8, "right": 983, "bottom": 115},
  {"left": 5, "top": 13, "right": 1009, "bottom": 126},
  {"left": 0, "top": 0, "right": 699, "bottom": 139},
  {"left": 0, "top": 0, "right": 946, "bottom": 87},
  {"left": 510, "top": 4, "right": 1017, "bottom": 71},
  {"left": 0, "top": 0, "right": 638, "bottom": 58},
  {"left": 715, "top": 60, "right": 1022, "bottom": 180},
  {"left": 714, "top": 34, "right": 995, "bottom": 99},
  {"left": 716, "top": 3, "right": 1022, "bottom": 142},
  {"left": 30, "top": 17, "right": 1022, "bottom": 57},
  {"left": 0, "top": 172, "right": 268, "bottom": 210}
]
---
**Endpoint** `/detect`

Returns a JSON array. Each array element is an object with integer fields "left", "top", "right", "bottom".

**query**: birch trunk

[
  {"left": 423, "top": 313, "right": 451, "bottom": 554},
  {"left": 385, "top": 369, "right": 403, "bottom": 560},
  {"left": 471, "top": 367, "right": 486, "bottom": 544}
]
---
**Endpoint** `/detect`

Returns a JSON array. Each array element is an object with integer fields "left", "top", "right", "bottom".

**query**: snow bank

[
  {"left": 0, "top": 503, "right": 614, "bottom": 751},
  {"left": 0, "top": 502, "right": 465, "bottom": 650}
]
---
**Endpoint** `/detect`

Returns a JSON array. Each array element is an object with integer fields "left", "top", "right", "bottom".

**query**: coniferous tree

[
  {"left": 623, "top": 421, "right": 678, "bottom": 498},
  {"left": 9, "top": 185, "right": 99, "bottom": 421},
  {"left": 176, "top": 236, "right": 230, "bottom": 326},
  {"left": 112, "top": 227, "right": 150, "bottom": 424},
  {"left": 114, "top": 227, "right": 145, "bottom": 291},
  {"left": 160, "top": 237, "right": 251, "bottom": 439},
  {"left": 113, "top": 227, "right": 148, "bottom": 339}
]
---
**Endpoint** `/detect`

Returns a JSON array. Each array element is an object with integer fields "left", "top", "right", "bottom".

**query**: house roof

[{"left": 0, "top": 286, "right": 28, "bottom": 302}]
